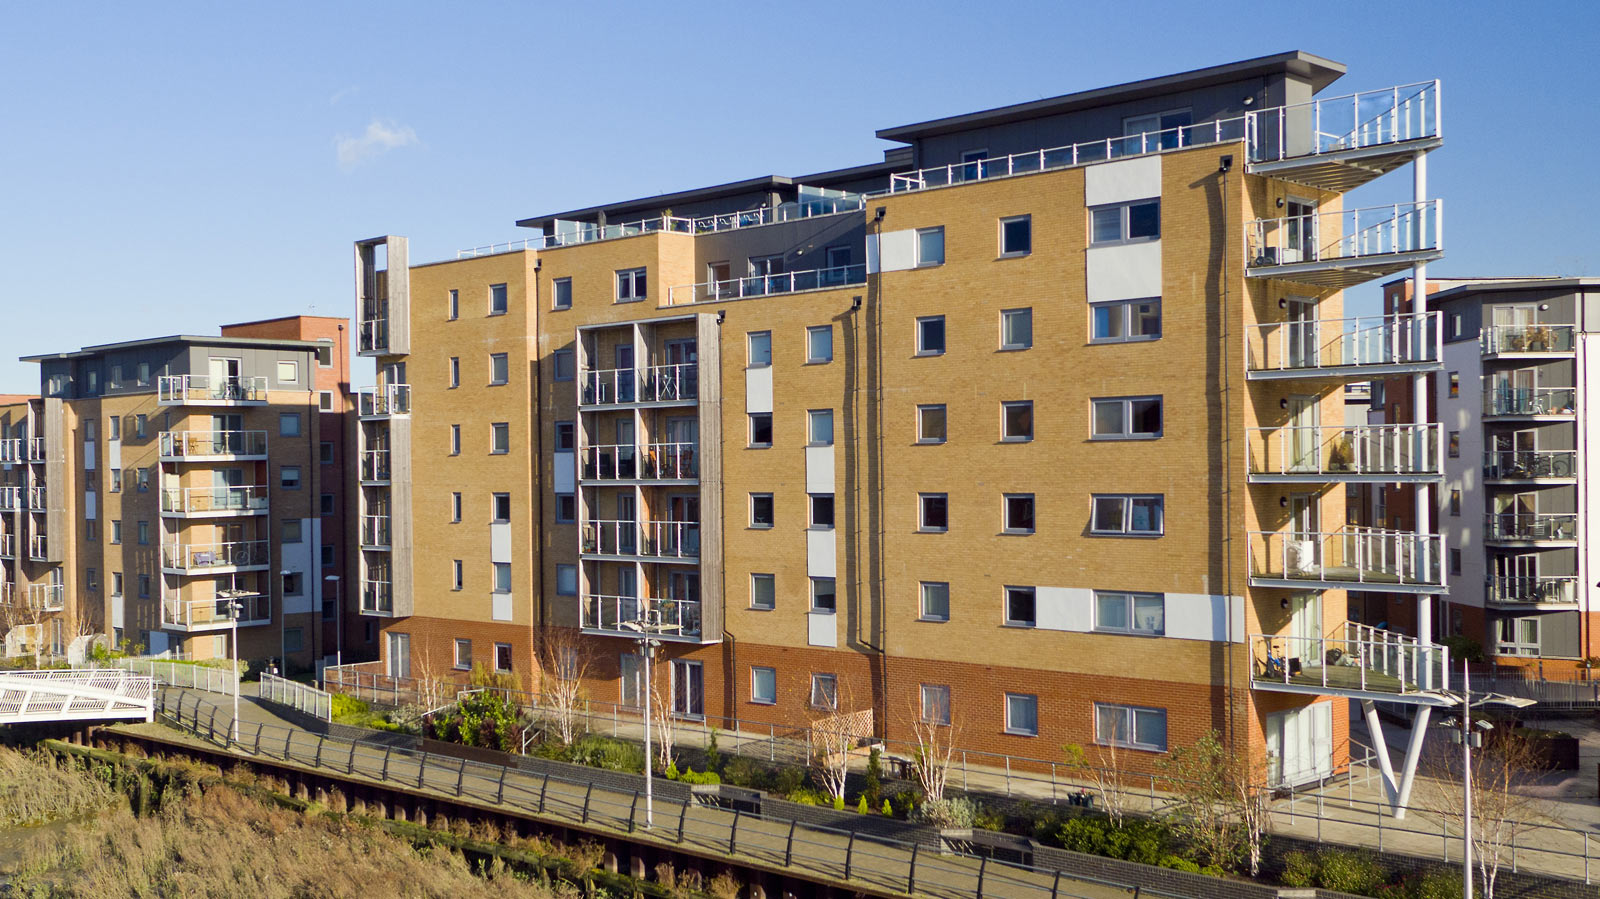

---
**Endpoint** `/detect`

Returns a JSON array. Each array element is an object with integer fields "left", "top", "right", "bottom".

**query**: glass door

[
  {"left": 668, "top": 570, "right": 701, "bottom": 635},
  {"left": 667, "top": 494, "right": 699, "bottom": 557},
  {"left": 614, "top": 345, "right": 635, "bottom": 402},
  {"left": 1284, "top": 200, "right": 1316, "bottom": 263},
  {"left": 619, "top": 652, "right": 642, "bottom": 708},
  {"left": 1286, "top": 297, "right": 1318, "bottom": 369},
  {"left": 386, "top": 632, "right": 410, "bottom": 678},
  {"left": 671, "top": 659, "right": 704, "bottom": 718},
  {"left": 615, "top": 494, "right": 637, "bottom": 555},
  {"left": 1287, "top": 395, "right": 1319, "bottom": 472}
]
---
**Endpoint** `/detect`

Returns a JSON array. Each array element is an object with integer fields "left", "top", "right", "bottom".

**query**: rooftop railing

[
  {"left": 1251, "top": 622, "right": 1448, "bottom": 698},
  {"left": 1245, "top": 311, "right": 1439, "bottom": 375},
  {"left": 357, "top": 383, "right": 411, "bottom": 417},
  {"left": 1488, "top": 575, "right": 1578, "bottom": 606},
  {"left": 1247, "top": 81, "right": 1439, "bottom": 164},
  {"left": 1248, "top": 526, "right": 1444, "bottom": 589},
  {"left": 161, "top": 540, "right": 271, "bottom": 572},
  {"left": 1483, "top": 449, "right": 1576, "bottom": 480},
  {"left": 581, "top": 594, "right": 702, "bottom": 639},
  {"left": 160, "top": 485, "right": 269, "bottom": 515},
  {"left": 1484, "top": 385, "right": 1576, "bottom": 417},
  {"left": 665, "top": 263, "right": 866, "bottom": 306},
  {"left": 1484, "top": 512, "right": 1578, "bottom": 543},
  {"left": 1245, "top": 201, "right": 1441, "bottom": 271},
  {"left": 1246, "top": 423, "right": 1440, "bottom": 479},
  {"left": 157, "top": 375, "right": 268, "bottom": 405},
  {"left": 1482, "top": 323, "right": 1575, "bottom": 355},
  {"left": 159, "top": 430, "right": 268, "bottom": 459}
]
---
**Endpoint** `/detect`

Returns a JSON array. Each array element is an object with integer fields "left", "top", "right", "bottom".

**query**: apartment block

[
  {"left": 351, "top": 51, "right": 1449, "bottom": 789},
  {"left": 5, "top": 317, "right": 362, "bottom": 670}
]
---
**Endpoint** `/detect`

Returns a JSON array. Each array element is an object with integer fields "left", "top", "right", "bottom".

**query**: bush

[
  {"left": 723, "top": 756, "right": 765, "bottom": 789},
  {"left": 1439, "top": 635, "right": 1485, "bottom": 663},
  {"left": 1279, "top": 849, "right": 1317, "bottom": 888},
  {"left": 1407, "top": 869, "right": 1464, "bottom": 899},
  {"left": 881, "top": 799, "right": 893, "bottom": 817},
  {"left": 664, "top": 761, "right": 680, "bottom": 780},
  {"left": 912, "top": 797, "right": 978, "bottom": 829},
  {"left": 831, "top": 795, "right": 845, "bottom": 811},
  {"left": 773, "top": 767, "right": 806, "bottom": 796},
  {"left": 972, "top": 805, "right": 1006, "bottom": 832},
  {"left": 857, "top": 795, "right": 869, "bottom": 814},
  {"left": 1056, "top": 815, "right": 1171, "bottom": 866},
  {"left": 564, "top": 735, "right": 644, "bottom": 773},
  {"left": 677, "top": 767, "right": 721, "bottom": 786},
  {"left": 786, "top": 786, "right": 831, "bottom": 806},
  {"left": 1159, "top": 855, "right": 1200, "bottom": 873},
  {"left": 863, "top": 748, "right": 883, "bottom": 807},
  {"left": 705, "top": 728, "right": 722, "bottom": 775},
  {"left": 1314, "top": 849, "right": 1385, "bottom": 894}
]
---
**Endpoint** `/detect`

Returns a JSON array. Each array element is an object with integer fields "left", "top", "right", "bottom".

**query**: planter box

[
  {"left": 938, "top": 828, "right": 1036, "bottom": 866},
  {"left": 689, "top": 783, "right": 762, "bottom": 813}
]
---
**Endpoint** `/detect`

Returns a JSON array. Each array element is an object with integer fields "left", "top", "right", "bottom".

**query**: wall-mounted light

[
  {"left": 851, "top": 296, "right": 862, "bottom": 312},
  {"left": 1218, "top": 155, "right": 1233, "bottom": 173},
  {"left": 1280, "top": 598, "right": 1290, "bottom": 609},
  {"left": 715, "top": 310, "right": 726, "bottom": 325},
  {"left": 1279, "top": 496, "right": 1289, "bottom": 507},
  {"left": 1539, "top": 303, "right": 1550, "bottom": 311},
  {"left": 1243, "top": 96, "right": 1256, "bottom": 107},
  {"left": 1279, "top": 398, "right": 1288, "bottom": 409},
  {"left": 874, "top": 207, "right": 886, "bottom": 221},
  {"left": 1276, "top": 197, "right": 1285, "bottom": 208},
  {"left": 1278, "top": 298, "right": 1287, "bottom": 309}
]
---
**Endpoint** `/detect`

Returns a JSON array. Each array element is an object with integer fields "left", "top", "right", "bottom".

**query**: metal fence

[
  {"left": 152, "top": 690, "right": 1188, "bottom": 899},
  {"left": 96, "top": 657, "right": 239, "bottom": 696},
  {"left": 259, "top": 673, "right": 332, "bottom": 721}
]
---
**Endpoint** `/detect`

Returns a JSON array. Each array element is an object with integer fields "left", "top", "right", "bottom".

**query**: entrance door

[
  {"left": 1265, "top": 703, "right": 1333, "bottom": 787},
  {"left": 671, "top": 659, "right": 704, "bottom": 718},
  {"left": 1286, "top": 297, "right": 1318, "bottom": 369},
  {"left": 1287, "top": 395, "right": 1319, "bottom": 473},
  {"left": 1284, "top": 200, "right": 1316, "bottom": 263},
  {"left": 619, "top": 652, "right": 642, "bottom": 708}
]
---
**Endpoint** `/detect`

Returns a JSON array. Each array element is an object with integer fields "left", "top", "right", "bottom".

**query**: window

[
  {"left": 808, "top": 409, "right": 834, "bottom": 446},
  {"left": 810, "top": 673, "right": 838, "bottom": 709},
  {"left": 492, "top": 562, "right": 511, "bottom": 593},
  {"left": 1095, "top": 591, "right": 1165, "bottom": 635},
  {"left": 283, "top": 519, "right": 302, "bottom": 544},
  {"left": 1449, "top": 372, "right": 1459, "bottom": 398},
  {"left": 281, "top": 466, "right": 301, "bottom": 490},
  {"left": 1002, "top": 401, "right": 1033, "bottom": 441},
  {"left": 553, "top": 277, "right": 572, "bottom": 310},
  {"left": 916, "top": 227, "right": 945, "bottom": 266},
  {"left": 554, "top": 421, "right": 575, "bottom": 451},
  {"left": 492, "top": 493, "right": 511, "bottom": 523},
  {"left": 1005, "top": 586, "right": 1036, "bottom": 627},
  {"left": 448, "top": 289, "right": 459, "bottom": 320},
  {"left": 489, "top": 353, "right": 509, "bottom": 385},
  {"left": 921, "top": 684, "right": 952, "bottom": 725},
  {"left": 1090, "top": 199, "right": 1160, "bottom": 244},
  {"left": 317, "top": 340, "right": 333, "bottom": 367},
  {"left": 750, "top": 573, "right": 775, "bottom": 610},
  {"left": 284, "top": 628, "right": 304, "bottom": 653},
  {"left": 85, "top": 568, "right": 98, "bottom": 591},
  {"left": 1005, "top": 693, "right": 1039, "bottom": 736},
  {"left": 448, "top": 357, "right": 460, "bottom": 388},
  {"left": 747, "top": 331, "right": 772, "bottom": 368},
  {"left": 454, "top": 639, "right": 471, "bottom": 670},
  {"left": 1448, "top": 431, "right": 1460, "bottom": 458},
  {"left": 1095, "top": 703, "right": 1168, "bottom": 751},
  {"left": 108, "top": 366, "right": 122, "bottom": 389},
  {"left": 1003, "top": 494, "right": 1035, "bottom": 533},
  {"left": 451, "top": 492, "right": 462, "bottom": 523},
  {"left": 282, "top": 572, "right": 302, "bottom": 596},
  {"left": 1091, "top": 299, "right": 1162, "bottom": 343},
  {"left": 109, "top": 415, "right": 120, "bottom": 440},
  {"left": 920, "top": 493, "right": 949, "bottom": 532},
  {"left": 1092, "top": 396, "right": 1163, "bottom": 439},
  {"left": 1091, "top": 494, "right": 1165, "bottom": 535},
  {"left": 552, "top": 349, "right": 574, "bottom": 381},
  {"left": 111, "top": 521, "right": 122, "bottom": 545},
  {"left": 1448, "top": 312, "right": 1464, "bottom": 339},
  {"left": 1449, "top": 548, "right": 1462, "bottom": 576},
  {"left": 1000, "top": 308, "right": 1032, "bottom": 350},
  {"left": 751, "top": 667, "right": 777, "bottom": 704},
  {"left": 917, "top": 405, "right": 947, "bottom": 444},
  {"left": 810, "top": 494, "right": 835, "bottom": 529},
  {"left": 86, "top": 521, "right": 95, "bottom": 541},
  {"left": 277, "top": 361, "right": 298, "bottom": 385},
  {"left": 1449, "top": 490, "right": 1461, "bottom": 516},
  {"left": 451, "top": 560, "right": 463, "bottom": 591},
  {"left": 489, "top": 283, "right": 508, "bottom": 315},
  {"left": 83, "top": 419, "right": 96, "bottom": 442},
  {"left": 556, "top": 564, "right": 578, "bottom": 596},
  {"left": 920, "top": 582, "right": 950, "bottom": 621},
  {"left": 750, "top": 493, "right": 774, "bottom": 528},
  {"left": 134, "top": 414, "right": 147, "bottom": 439},
  {"left": 748, "top": 413, "right": 772, "bottom": 448},
  {"left": 112, "top": 572, "right": 124, "bottom": 596},
  {"left": 137, "top": 520, "right": 149, "bottom": 545},
  {"left": 916, "top": 316, "right": 946, "bottom": 356},
  {"left": 495, "top": 643, "right": 513, "bottom": 672},
  {"left": 806, "top": 326, "right": 833, "bottom": 364},
  {"left": 280, "top": 413, "right": 301, "bottom": 437},
  {"left": 555, "top": 494, "right": 576, "bottom": 523},
  {"left": 491, "top": 422, "right": 510, "bottom": 454},
  {"left": 449, "top": 424, "right": 461, "bottom": 455},
  {"left": 321, "top": 545, "right": 335, "bottom": 567},
  {"left": 615, "top": 268, "right": 647, "bottom": 302},
  {"left": 999, "top": 215, "right": 1031, "bottom": 256},
  {"left": 320, "top": 441, "right": 334, "bottom": 464},
  {"left": 137, "top": 468, "right": 150, "bottom": 492},
  {"left": 136, "top": 362, "right": 150, "bottom": 385},
  {"left": 319, "top": 391, "right": 333, "bottom": 413},
  {"left": 86, "top": 370, "right": 98, "bottom": 394}
]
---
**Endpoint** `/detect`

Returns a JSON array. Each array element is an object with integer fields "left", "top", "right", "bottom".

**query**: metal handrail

[
  {"left": 259, "top": 672, "right": 332, "bottom": 721},
  {"left": 1483, "top": 385, "right": 1577, "bottom": 416},
  {"left": 666, "top": 264, "right": 866, "bottom": 306},
  {"left": 1483, "top": 512, "right": 1578, "bottom": 542},
  {"left": 1245, "top": 201, "right": 1442, "bottom": 269},
  {"left": 1247, "top": 527, "right": 1444, "bottom": 587},
  {"left": 581, "top": 595, "right": 701, "bottom": 637},
  {"left": 358, "top": 383, "right": 411, "bottom": 416},
  {"left": 163, "top": 593, "right": 271, "bottom": 629},
  {"left": 1245, "top": 423, "right": 1440, "bottom": 477},
  {"left": 1245, "top": 311, "right": 1439, "bottom": 373},
  {"left": 1487, "top": 575, "right": 1579, "bottom": 605},
  {"left": 161, "top": 539, "right": 271, "bottom": 571},
  {"left": 1482, "top": 323, "right": 1575, "bottom": 354},
  {"left": 160, "top": 485, "right": 270, "bottom": 514},
  {"left": 157, "top": 375, "right": 269, "bottom": 404},
  {"left": 1246, "top": 80, "right": 1439, "bottom": 164},
  {"left": 581, "top": 519, "right": 700, "bottom": 559},
  {"left": 1251, "top": 623, "right": 1448, "bottom": 696},
  {"left": 1483, "top": 449, "right": 1577, "bottom": 479}
]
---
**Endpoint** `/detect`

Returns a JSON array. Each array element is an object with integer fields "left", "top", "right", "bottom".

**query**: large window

[
  {"left": 999, "top": 216, "right": 1031, "bottom": 257},
  {"left": 1000, "top": 308, "right": 1032, "bottom": 350},
  {"left": 1095, "top": 591, "right": 1165, "bottom": 635},
  {"left": 1091, "top": 494, "right": 1164, "bottom": 536},
  {"left": 808, "top": 409, "right": 834, "bottom": 446},
  {"left": 615, "top": 268, "right": 647, "bottom": 302},
  {"left": 916, "top": 316, "right": 946, "bottom": 356},
  {"left": 750, "top": 573, "right": 775, "bottom": 610},
  {"left": 1091, "top": 396, "right": 1163, "bottom": 439},
  {"left": 919, "top": 493, "right": 948, "bottom": 532},
  {"left": 1005, "top": 693, "right": 1039, "bottom": 736},
  {"left": 1095, "top": 703, "right": 1168, "bottom": 751},
  {"left": 1497, "top": 617, "right": 1540, "bottom": 656},
  {"left": 751, "top": 667, "right": 777, "bottom": 705},
  {"left": 1090, "top": 200, "right": 1160, "bottom": 244},
  {"left": 920, "top": 581, "right": 949, "bottom": 622},
  {"left": 917, "top": 404, "right": 947, "bottom": 444},
  {"left": 916, "top": 227, "right": 945, "bottom": 266},
  {"left": 1091, "top": 299, "right": 1161, "bottom": 343},
  {"left": 807, "top": 326, "right": 833, "bottom": 364},
  {"left": 1004, "top": 586, "right": 1036, "bottom": 627},
  {"left": 920, "top": 684, "right": 952, "bottom": 725}
]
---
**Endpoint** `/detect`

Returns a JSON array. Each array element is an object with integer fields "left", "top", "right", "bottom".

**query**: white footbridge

[{"left": 0, "top": 669, "right": 155, "bottom": 724}]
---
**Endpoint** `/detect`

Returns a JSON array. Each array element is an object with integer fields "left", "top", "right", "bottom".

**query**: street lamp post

[
  {"left": 229, "top": 596, "right": 242, "bottom": 745},
  {"left": 1440, "top": 659, "right": 1535, "bottom": 899},
  {"left": 622, "top": 610, "right": 672, "bottom": 830}
]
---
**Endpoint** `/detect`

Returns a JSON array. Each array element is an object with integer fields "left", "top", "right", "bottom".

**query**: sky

[{"left": 1, "top": 1, "right": 1595, "bottom": 393}]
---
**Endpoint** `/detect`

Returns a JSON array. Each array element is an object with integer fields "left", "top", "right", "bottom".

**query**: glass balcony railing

[
  {"left": 1483, "top": 386, "right": 1576, "bottom": 417},
  {"left": 28, "top": 533, "right": 47, "bottom": 561},
  {"left": 1248, "top": 527, "right": 1444, "bottom": 589},
  {"left": 1483, "top": 449, "right": 1577, "bottom": 480},
  {"left": 1484, "top": 512, "right": 1578, "bottom": 543},
  {"left": 157, "top": 375, "right": 268, "bottom": 405},
  {"left": 1246, "top": 423, "right": 1440, "bottom": 479},
  {"left": 361, "top": 581, "right": 393, "bottom": 615},
  {"left": 159, "top": 430, "right": 268, "bottom": 459},
  {"left": 580, "top": 443, "right": 698, "bottom": 481},
  {"left": 665, "top": 264, "right": 866, "bottom": 306},
  {"left": 581, "top": 594, "right": 701, "bottom": 639},
  {"left": 361, "top": 515, "right": 392, "bottom": 548},
  {"left": 358, "top": 317, "right": 389, "bottom": 354},
  {"left": 1487, "top": 575, "right": 1578, "bottom": 606},
  {"left": 360, "top": 450, "right": 391, "bottom": 482},
  {"left": 28, "top": 583, "right": 65, "bottom": 612},
  {"left": 161, "top": 540, "right": 272, "bottom": 572},
  {"left": 160, "top": 485, "right": 269, "bottom": 515},
  {"left": 1251, "top": 622, "right": 1449, "bottom": 698},
  {"left": 1481, "top": 323, "right": 1574, "bottom": 356},
  {"left": 163, "top": 593, "right": 271, "bottom": 630},
  {"left": 581, "top": 363, "right": 699, "bottom": 406},
  {"left": 1246, "top": 81, "right": 1440, "bottom": 165},
  {"left": 1246, "top": 201, "right": 1441, "bottom": 273},
  {"left": 0, "top": 533, "right": 12, "bottom": 558},
  {"left": 358, "top": 384, "right": 411, "bottom": 417},
  {"left": 0, "top": 487, "right": 18, "bottom": 510},
  {"left": 26, "top": 438, "right": 44, "bottom": 462},
  {"left": 0, "top": 438, "right": 18, "bottom": 464},
  {"left": 1245, "top": 312, "right": 1438, "bottom": 375},
  {"left": 581, "top": 520, "right": 699, "bottom": 560}
]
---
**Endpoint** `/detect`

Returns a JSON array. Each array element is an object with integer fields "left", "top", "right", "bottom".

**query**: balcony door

[
  {"left": 1287, "top": 493, "right": 1318, "bottom": 575},
  {"left": 667, "top": 494, "right": 699, "bottom": 557},
  {"left": 1266, "top": 702, "right": 1333, "bottom": 787},
  {"left": 614, "top": 345, "right": 635, "bottom": 402},
  {"left": 662, "top": 338, "right": 697, "bottom": 400},
  {"left": 1284, "top": 199, "right": 1317, "bottom": 263},
  {"left": 616, "top": 565, "right": 638, "bottom": 624},
  {"left": 668, "top": 570, "right": 700, "bottom": 635},
  {"left": 1287, "top": 395, "right": 1319, "bottom": 472},
  {"left": 214, "top": 413, "right": 243, "bottom": 454},
  {"left": 614, "top": 418, "right": 635, "bottom": 478},
  {"left": 1285, "top": 297, "right": 1318, "bottom": 369},
  {"left": 665, "top": 416, "right": 697, "bottom": 478},
  {"left": 615, "top": 494, "right": 637, "bottom": 555},
  {"left": 1289, "top": 592, "right": 1322, "bottom": 662},
  {"left": 671, "top": 659, "right": 704, "bottom": 718}
]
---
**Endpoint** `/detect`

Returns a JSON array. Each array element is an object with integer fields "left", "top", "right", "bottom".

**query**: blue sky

[{"left": 1, "top": 1, "right": 1594, "bottom": 392}]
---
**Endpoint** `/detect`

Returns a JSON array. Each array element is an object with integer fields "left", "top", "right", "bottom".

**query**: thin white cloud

[
  {"left": 328, "top": 85, "right": 360, "bottom": 106},
  {"left": 335, "top": 120, "right": 417, "bottom": 169}
]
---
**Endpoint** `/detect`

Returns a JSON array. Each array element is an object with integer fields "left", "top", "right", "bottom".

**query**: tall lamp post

[
  {"left": 621, "top": 609, "right": 673, "bottom": 830},
  {"left": 324, "top": 575, "right": 342, "bottom": 671},
  {"left": 1439, "top": 660, "right": 1535, "bottom": 899},
  {"left": 228, "top": 595, "right": 242, "bottom": 744}
]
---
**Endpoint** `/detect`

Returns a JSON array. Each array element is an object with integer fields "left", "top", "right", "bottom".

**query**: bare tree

[
  {"left": 649, "top": 671, "right": 676, "bottom": 772},
  {"left": 809, "top": 684, "right": 868, "bottom": 807},
  {"left": 907, "top": 695, "right": 956, "bottom": 804},
  {"left": 1159, "top": 729, "right": 1274, "bottom": 876},
  {"left": 537, "top": 628, "right": 592, "bottom": 746},
  {"left": 1062, "top": 740, "right": 1127, "bottom": 826},
  {"left": 1420, "top": 726, "right": 1550, "bottom": 898}
]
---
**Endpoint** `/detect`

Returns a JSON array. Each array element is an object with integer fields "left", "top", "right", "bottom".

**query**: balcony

[
  {"left": 1246, "top": 81, "right": 1441, "bottom": 190},
  {"left": 358, "top": 315, "right": 388, "bottom": 355},
  {"left": 1483, "top": 386, "right": 1576, "bottom": 419},
  {"left": 0, "top": 487, "right": 16, "bottom": 511},
  {"left": 1247, "top": 527, "right": 1444, "bottom": 593},
  {"left": 360, "top": 450, "right": 391, "bottom": 484},
  {"left": 580, "top": 363, "right": 699, "bottom": 407},
  {"left": 581, "top": 519, "right": 699, "bottom": 561},
  {"left": 159, "top": 430, "right": 268, "bottom": 461},
  {"left": 581, "top": 594, "right": 702, "bottom": 641},
  {"left": 1246, "top": 423, "right": 1440, "bottom": 483},
  {"left": 25, "top": 437, "right": 44, "bottom": 462},
  {"left": 0, "top": 438, "right": 18, "bottom": 464},
  {"left": 163, "top": 592, "right": 271, "bottom": 632},
  {"left": 160, "top": 485, "right": 269, "bottom": 517},
  {"left": 1487, "top": 575, "right": 1579, "bottom": 608},
  {"left": 1251, "top": 622, "right": 1452, "bottom": 704},
  {"left": 579, "top": 443, "right": 698, "bottom": 482},
  {"left": 161, "top": 540, "right": 271, "bottom": 574},
  {"left": 157, "top": 375, "right": 268, "bottom": 406},
  {"left": 360, "top": 581, "right": 394, "bottom": 616},
  {"left": 27, "top": 583, "right": 65, "bottom": 613},
  {"left": 25, "top": 485, "right": 44, "bottom": 509},
  {"left": 0, "top": 533, "right": 11, "bottom": 558},
  {"left": 358, "top": 384, "right": 411, "bottom": 418},
  {"left": 1482, "top": 324, "right": 1575, "bottom": 358},
  {"left": 361, "top": 515, "right": 392, "bottom": 550},
  {"left": 664, "top": 264, "right": 867, "bottom": 307},
  {"left": 1484, "top": 512, "right": 1577, "bottom": 545},
  {"left": 1484, "top": 449, "right": 1576, "bottom": 482},
  {"left": 1245, "top": 201, "right": 1442, "bottom": 290},
  {"left": 28, "top": 534, "right": 47, "bottom": 561},
  {"left": 1245, "top": 312, "right": 1439, "bottom": 379}
]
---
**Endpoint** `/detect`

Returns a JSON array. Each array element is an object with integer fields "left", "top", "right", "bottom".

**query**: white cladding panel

[
  {"left": 1084, "top": 156, "right": 1162, "bottom": 206},
  {"left": 866, "top": 229, "right": 917, "bottom": 274},
  {"left": 807, "top": 610, "right": 838, "bottom": 647},
  {"left": 745, "top": 367, "right": 773, "bottom": 414},
  {"left": 280, "top": 518, "right": 316, "bottom": 615},
  {"left": 490, "top": 522, "right": 512, "bottom": 563},
  {"left": 106, "top": 439, "right": 121, "bottom": 470},
  {"left": 553, "top": 450, "right": 575, "bottom": 494},
  {"left": 1086, "top": 241, "right": 1162, "bottom": 302},
  {"left": 492, "top": 592, "right": 513, "bottom": 621},
  {"left": 805, "top": 446, "right": 835, "bottom": 494},
  {"left": 807, "top": 528, "right": 837, "bottom": 578},
  {"left": 84, "top": 443, "right": 95, "bottom": 470},
  {"left": 1164, "top": 593, "right": 1247, "bottom": 643},
  {"left": 1035, "top": 587, "right": 1093, "bottom": 632},
  {"left": 84, "top": 491, "right": 96, "bottom": 520},
  {"left": 111, "top": 592, "right": 125, "bottom": 629}
]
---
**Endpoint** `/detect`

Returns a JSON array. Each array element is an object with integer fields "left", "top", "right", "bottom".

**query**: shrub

[
  {"left": 1314, "top": 849, "right": 1385, "bottom": 894},
  {"left": 664, "top": 761, "right": 680, "bottom": 780},
  {"left": 705, "top": 728, "right": 722, "bottom": 775},
  {"left": 786, "top": 786, "right": 830, "bottom": 806},
  {"left": 1159, "top": 855, "right": 1200, "bottom": 873},
  {"left": 881, "top": 799, "right": 893, "bottom": 817},
  {"left": 1439, "top": 635, "right": 1485, "bottom": 663},
  {"left": 972, "top": 805, "right": 1006, "bottom": 832},
  {"left": 912, "top": 797, "right": 978, "bottom": 829},
  {"left": 678, "top": 767, "right": 721, "bottom": 786},
  {"left": 863, "top": 748, "right": 883, "bottom": 807},
  {"left": 723, "top": 756, "right": 764, "bottom": 789},
  {"left": 774, "top": 767, "right": 806, "bottom": 796},
  {"left": 1279, "top": 849, "right": 1317, "bottom": 888},
  {"left": 1408, "top": 869, "right": 1464, "bottom": 899},
  {"left": 832, "top": 795, "right": 846, "bottom": 812},
  {"left": 565, "top": 735, "right": 644, "bottom": 773},
  {"left": 891, "top": 788, "right": 920, "bottom": 818},
  {"left": 856, "top": 795, "right": 869, "bottom": 814}
]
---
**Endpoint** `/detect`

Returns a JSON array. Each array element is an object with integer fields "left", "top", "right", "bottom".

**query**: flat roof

[
  {"left": 1430, "top": 278, "right": 1600, "bottom": 302},
  {"left": 21, "top": 333, "right": 326, "bottom": 363},
  {"left": 0, "top": 394, "right": 37, "bottom": 405},
  {"left": 221, "top": 314, "right": 350, "bottom": 328},
  {"left": 875, "top": 51, "right": 1346, "bottom": 143},
  {"left": 517, "top": 175, "right": 795, "bottom": 229}
]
